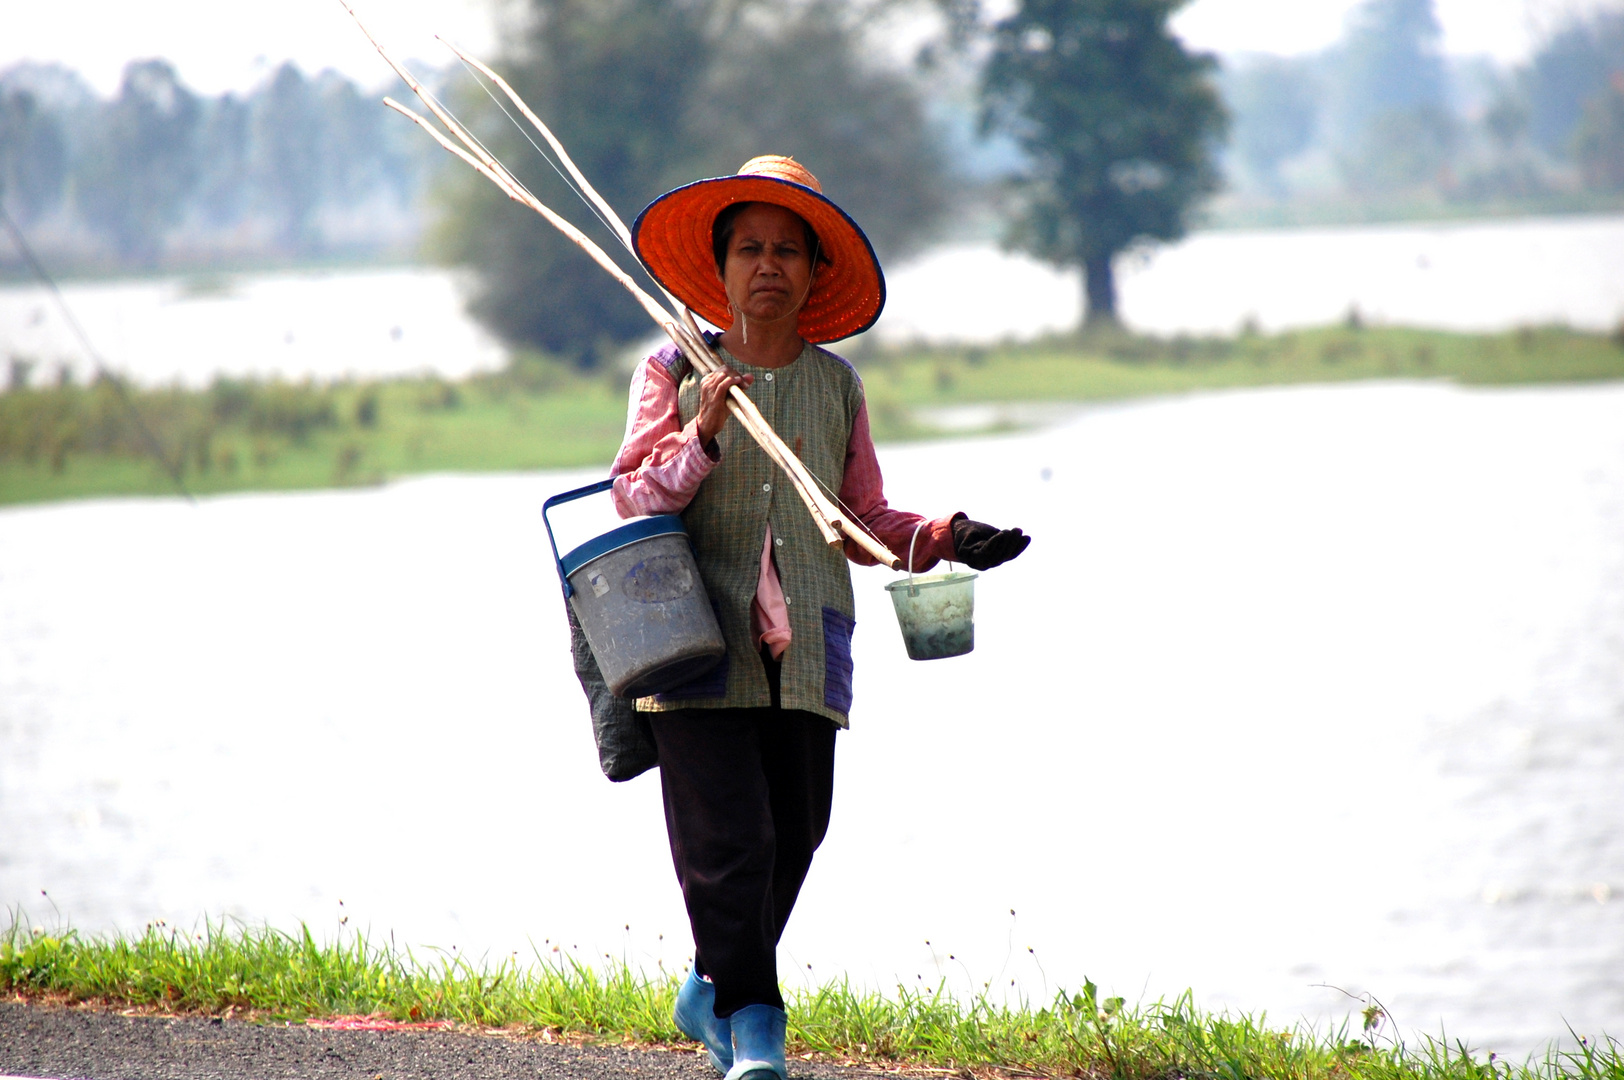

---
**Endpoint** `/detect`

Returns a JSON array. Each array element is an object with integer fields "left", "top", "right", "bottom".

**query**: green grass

[
  {"left": 3, "top": 917, "right": 1620, "bottom": 1080},
  {"left": 4, "top": 324, "right": 1623, "bottom": 506},
  {"left": 858, "top": 323, "right": 1624, "bottom": 429},
  {"left": 0, "top": 355, "right": 630, "bottom": 506},
  {"left": 852, "top": 323, "right": 1624, "bottom": 442}
]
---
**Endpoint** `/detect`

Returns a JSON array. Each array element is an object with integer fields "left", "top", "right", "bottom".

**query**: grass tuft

[{"left": 3, "top": 917, "right": 1621, "bottom": 1080}]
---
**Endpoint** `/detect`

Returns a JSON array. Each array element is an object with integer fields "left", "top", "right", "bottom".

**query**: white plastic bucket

[
  {"left": 885, "top": 571, "right": 978, "bottom": 660},
  {"left": 883, "top": 523, "right": 978, "bottom": 661}
]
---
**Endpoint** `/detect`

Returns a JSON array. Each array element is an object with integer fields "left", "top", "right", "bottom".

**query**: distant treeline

[
  {"left": 0, "top": 0, "right": 1620, "bottom": 315},
  {"left": 1219, "top": 2, "right": 1624, "bottom": 212},
  {"left": 0, "top": 59, "right": 442, "bottom": 269}
]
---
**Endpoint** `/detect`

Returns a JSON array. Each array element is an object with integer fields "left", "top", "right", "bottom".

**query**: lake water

[
  {"left": 888, "top": 212, "right": 1624, "bottom": 341},
  {"left": 3, "top": 380, "right": 1621, "bottom": 1058},
  {"left": 0, "top": 266, "right": 508, "bottom": 388},
  {"left": 2, "top": 214, "right": 1621, "bottom": 387}
]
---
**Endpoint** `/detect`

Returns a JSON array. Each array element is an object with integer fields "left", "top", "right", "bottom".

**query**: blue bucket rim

[{"left": 560, "top": 514, "right": 688, "bottom": 578}]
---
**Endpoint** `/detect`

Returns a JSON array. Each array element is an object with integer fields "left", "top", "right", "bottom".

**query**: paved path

[{"left": 0, "top": 1003, "right": 900, "bottom": 1080}]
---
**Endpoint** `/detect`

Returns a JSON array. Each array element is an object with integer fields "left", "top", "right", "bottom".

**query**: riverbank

[
  {"left": 3, "top": 324, "right": 1621, "bottom": 507},
  {"left": 3, "top": 920, "right": 1619, "bottom": 1080}
]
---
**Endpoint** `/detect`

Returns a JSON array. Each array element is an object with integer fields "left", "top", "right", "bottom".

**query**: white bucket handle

[
  {"left": 907, "top": 522, "right": 923, "bottom": 591},
  {"left": 906, "top": 520, "right": 954, "bottom": 596}
]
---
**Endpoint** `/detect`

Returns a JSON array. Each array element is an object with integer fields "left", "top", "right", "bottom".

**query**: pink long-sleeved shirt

[{"left": 610, "top": 344, "right": 958, "bottom": 658}]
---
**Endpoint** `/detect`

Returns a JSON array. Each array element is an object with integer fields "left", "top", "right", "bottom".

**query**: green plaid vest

[{"left": 635, "top": 341, "right": 863, "bottom": 727}]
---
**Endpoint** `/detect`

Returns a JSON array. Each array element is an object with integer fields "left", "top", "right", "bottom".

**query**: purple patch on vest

[{"left": 821, "top": 607, "right": 855, "bottom": 714}]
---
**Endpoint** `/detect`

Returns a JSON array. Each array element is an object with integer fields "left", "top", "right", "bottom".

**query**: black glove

[{"left": 951, "top": 514, "right": 1031, "bottom": 571}]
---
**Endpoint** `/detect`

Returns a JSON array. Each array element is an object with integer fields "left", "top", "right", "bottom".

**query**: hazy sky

[{"left": 2, "top": 0, "right": 1619, "bottom": 97}]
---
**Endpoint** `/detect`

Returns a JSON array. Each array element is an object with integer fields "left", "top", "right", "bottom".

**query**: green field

[
  {"left": 3, "top": 324, "right": 1622, "bottom": 507},
  {"left": 3, "top": 918, "right": 1619, "bottom": 1080}
]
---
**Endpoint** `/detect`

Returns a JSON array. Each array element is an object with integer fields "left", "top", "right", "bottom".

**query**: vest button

[
  {"left": 762, "top": 483, "right": 771, "bottom": 493},
  {"left": 785, "top": 597, "right": 792, "bottom": 605},
  {"left": 775, "top": 537, "right": 783, "bottom": 546},
  {"left": 764, "top": 372, "right": 774, "bottom": 382}
]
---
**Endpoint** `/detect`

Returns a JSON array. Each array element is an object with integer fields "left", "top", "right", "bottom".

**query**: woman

[{"left": 613, "top": 155, "right": 1029, "bottom": 1080}]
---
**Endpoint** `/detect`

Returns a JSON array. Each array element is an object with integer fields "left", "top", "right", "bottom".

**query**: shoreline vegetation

[
  {"left": 3, "top": 918, "right": 1620, "bottom": 1080},
  {"left": 3, "top": 323, "right": 1623, "bottom": 507}
]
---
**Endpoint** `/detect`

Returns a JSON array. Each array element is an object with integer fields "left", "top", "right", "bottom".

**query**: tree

[
  {"left": 1575, "top": 77, "right": 1624, "bottom": 193},
  {"left": 0, "top": 87, "right": 68, "bottom": 223},
  {"left": 436, "top": 0, "right": 715, "bottom": 365},
  {"left": 0, "top": 63, "right": 98, "bottom": 227},
  {"left": 1340, "top": 103, "right": 1456, "bottom": 195},
  {"left": 435, "top": 0, "right": 950, "bottom": 365},
  {"left": 1523, "top": 10, "right": 1624, "bottom": 159},
  {"left": 1326, "top": 0, "right": 1447, "bottom": 146},
  {"left": 253, "top": 64, "right": 327, "bottom": 254},
  {"left": 316, "top": 69, "right": 421, "bottom": 209},
  {"left": 979, "top": 0, "right": 1226, "bottom": 327},
  {"left": 192, "top": 92, "right": 253, "bottom": 228},
  {"left": 697, "top": 0, "right": 948, "bottom": 262},
  {"left": 77, "top": 60, "right": 201, "bottom": 264},
  {"left": 1324, "top": 0, "right": 1455, "bottom": 194},
  {"left": 1222, "top": 56, "right": 1320, "bottom": 196}
]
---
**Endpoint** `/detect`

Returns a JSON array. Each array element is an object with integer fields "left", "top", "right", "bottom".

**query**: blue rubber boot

[
  {"left": 673, "top": 970, "right": 733, "bottom": 1076},
  {"left": 723, "top": 1004, "right": 787, "bottom": 1080}
]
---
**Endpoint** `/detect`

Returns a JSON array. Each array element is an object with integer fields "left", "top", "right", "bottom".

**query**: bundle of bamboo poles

[{"left": 339, "top": 2, "right": 901, "bottom": 570}]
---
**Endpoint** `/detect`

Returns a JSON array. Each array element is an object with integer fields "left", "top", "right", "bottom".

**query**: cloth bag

[{"left": 567, "top": 605, "right": 658, "bottom": 782}]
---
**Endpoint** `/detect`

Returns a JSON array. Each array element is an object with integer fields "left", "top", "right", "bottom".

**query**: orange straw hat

[{"left": 632, "top": 155, "right": 885, "bottom": 344}]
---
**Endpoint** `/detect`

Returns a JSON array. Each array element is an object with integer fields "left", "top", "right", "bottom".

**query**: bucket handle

[
  {"left": 904, "top": 521, "right": 956, "bottom": 597},
  {"left": 906, "top": 522, "right": 924, "bottom": 596},
  {"left": 542, "top": 477, "right": 617, "bottom": 599}
]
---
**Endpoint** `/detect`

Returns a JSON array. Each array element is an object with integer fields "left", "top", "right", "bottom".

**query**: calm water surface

[
  {"left": 0, "top": 265, "right": 507, "bottom": 387},
  {"left": 2, "top": 381, "right": 1621, "bottom": 1056},
  {"left": 2, "top": 214, "right": 1620, "bottom": 386},
  {"left": 885, "top": 213, "right": 1624, "bottom": 340}
]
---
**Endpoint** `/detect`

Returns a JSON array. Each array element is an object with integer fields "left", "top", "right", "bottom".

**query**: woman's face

[{"left": 718, "top": 203, "right": 816, "bottom": 325}]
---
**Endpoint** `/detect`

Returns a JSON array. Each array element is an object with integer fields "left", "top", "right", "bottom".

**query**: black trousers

[{"left": 648, "top": 654, "right": 837, "bottom": 1017}]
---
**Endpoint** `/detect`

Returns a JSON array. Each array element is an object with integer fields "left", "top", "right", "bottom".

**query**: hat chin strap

[{"left": 727, "top": 239, "right": 821, "bottom": 348}]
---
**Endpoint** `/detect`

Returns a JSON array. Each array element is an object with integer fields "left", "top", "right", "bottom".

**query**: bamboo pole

[
  {"left": 382, "top": 99, "right": 669, "bottom": 326},
  {"left": 348, "top": 5, "right": 901, "bottom": 568},
  {"left": 438, "top": 38, "right": 634, "bottom": 251},
  {"left": 674, "top": 311, "right": 890, "bottom": 559},
  {"left": 669, "top": 317, "right": 918, "bottom": 568},
  {"left": 434, "top": 35, "right": 850, "bottom": 543},
  {"left": 422, "top": 40, "right": 861, "bottom": 554},
  {"left": 669, "top": 330, "right": 848, "bottom": 546},
  {"left": 387, "top": 95, "right": 849, "bottom": 550},
  {"left": 663, "top": 320, "right": 845, "bottom": 548},
  {"left": 668, "top": 313, "right": 911, "bottom": 571}
]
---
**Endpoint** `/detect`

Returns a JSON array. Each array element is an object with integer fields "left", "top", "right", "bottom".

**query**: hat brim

[{"left": 632, "top": 175, "right": 885, "bottom": 345}]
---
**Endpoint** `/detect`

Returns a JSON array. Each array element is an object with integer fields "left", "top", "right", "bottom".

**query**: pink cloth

[
  {"left": 753, "top": 524, "right": 794, "bottom": 657},
  {"left": 611, "top": 349, "right": 958, "bottom": 656}
]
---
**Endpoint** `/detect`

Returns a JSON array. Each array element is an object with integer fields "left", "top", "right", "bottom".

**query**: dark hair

[{"left": 711, "top": 201, "right": 831, "bottom": 274}]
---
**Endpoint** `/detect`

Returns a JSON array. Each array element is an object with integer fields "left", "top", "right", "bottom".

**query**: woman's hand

[
  {"left": 696, "top": 366, "right": 754, "bottom": 447},
  {"left": 951, "top": 514, "right": 1031, "bottom": 570}
]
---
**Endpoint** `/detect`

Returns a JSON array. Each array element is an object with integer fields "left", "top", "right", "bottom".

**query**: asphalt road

[{"left": 0, "top": 1003, "right": 903, "bottom": 1080}]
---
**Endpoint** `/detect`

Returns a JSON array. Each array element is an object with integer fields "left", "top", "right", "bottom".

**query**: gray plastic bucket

[
  {"left": 885, "top": 571, "right": 978, "bottom": 660},
  {"left": 883, "top": 523, "right": 978, "bottom": 661},
  {"left": 545, "top": 479, "right": 726, "bottom": 698}
]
